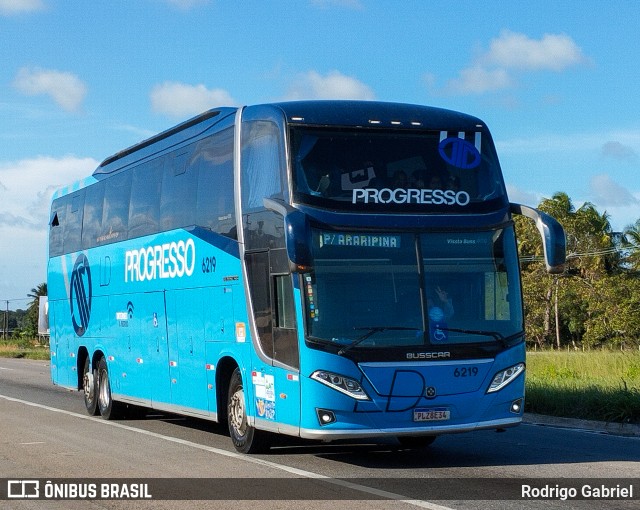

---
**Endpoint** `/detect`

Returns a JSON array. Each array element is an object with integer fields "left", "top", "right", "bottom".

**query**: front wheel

[
  {"left": 227, "top": 368, "right": 271, "bottom": 454},
  {"left": 97, "top": 357, "right": 122, "bottom": 420}
]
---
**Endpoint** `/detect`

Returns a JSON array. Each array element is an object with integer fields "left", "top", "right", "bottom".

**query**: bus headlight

[
  {"left": 486, "top": 363, "right": 525, "bottom": 393},
  {"left": 311, "top": 370, "right": 370, "bottom": 400}
]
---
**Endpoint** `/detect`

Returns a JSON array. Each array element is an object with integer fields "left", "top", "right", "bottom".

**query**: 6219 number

[
  {"left": 202, "top": 256, "right": 217, "bottom": 274},
  {"left": 454, "top": 367, "right": 478, "bottom": 377}
]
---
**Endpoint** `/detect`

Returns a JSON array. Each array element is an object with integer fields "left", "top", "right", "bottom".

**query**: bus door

[
  {"left": 146, "top": 291, "right": 171, "bottom": 408},
  {"left": 112, "top": 294, "right": 148, "bottom": 403},
  {"left": 165, "top": 288, "right": 209, "bottom": 415},
  {"left": 245, "top": 248, "right": 301, "bottom": 433},
  {"left": 49, "top": 300, "right": 65, "bottom": 385},
  {"left": 203, "top": 284, "right": 237, "bottom": 416}
]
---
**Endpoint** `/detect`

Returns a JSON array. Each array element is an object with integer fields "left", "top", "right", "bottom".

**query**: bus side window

[
  {"left": 63, "top": 191, "right": 85, "bottom": 254},
  {"left": 241, "top": 121, "right": 286, "bottom": 250},
  {"left": 160, "top": 147, "right": 198, "bottom": 231},
  {"left": 196, "top": 127, "right": 236, "bottom": 238},
  {"left": 82, "top": 181, "right": 105, "bottom": 249},
  {"left": 241, "top": 121, "right": 283, "bottom": 211},
  {"left": 272, "top": 272, "right": 299, "bottom": 369},
  {"left": 129, "top": 158, "right": 162, "bottom": 239},
  {"left": 49, "top": 198, "right": 65, "bottom": 257},
  {"left": 245, "top": 251, "right": 274, "bottom": 360},
  {"left": 101, "top": 171, "right": 132, "bottom": 243}
]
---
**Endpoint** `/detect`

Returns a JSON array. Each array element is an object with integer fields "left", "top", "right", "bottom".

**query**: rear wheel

[
  {"left": 97, "top": 356, "right": 122, "bottom": 420},
  {"left": 397, "top": 435, "right": 437, "bottom": 449},
  {"left": 227, "top": 368, "right": 271, "bottom": 453},
  {"left": 83, "top": 357, "right": 99, "bottom": 416}
]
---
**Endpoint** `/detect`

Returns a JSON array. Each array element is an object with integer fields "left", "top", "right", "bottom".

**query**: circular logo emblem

[
  {"left": 429, "top": 306, "right": 444, "bottom": 322},
  {"left": 69, "top": 254, "right": 92, "bottom": 337},
  {"left": 425, "top": 386, "right": 437, "bottom": 399},
  {"left": 438, "top": 137, "right": 481, "bottom": 169}
]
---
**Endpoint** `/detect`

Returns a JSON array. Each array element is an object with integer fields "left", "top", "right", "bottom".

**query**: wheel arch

[{"left": 215, "top": 356, "right": 239, "bottom": 423}]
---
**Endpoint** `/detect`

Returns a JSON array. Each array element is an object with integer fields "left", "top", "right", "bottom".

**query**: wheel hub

[{"left": 229, "top": 389, "right": 246, "bottom": 435}]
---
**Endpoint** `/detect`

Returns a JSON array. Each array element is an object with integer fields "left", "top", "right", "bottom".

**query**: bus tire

[
  {"left": 227, "top": 368, "right": 270, "bottom": 454},
  {"left": 97, "top": 356, "right": 122, "bottom": 420},
  {"left": 83, "top": 357, "right": 99, "bottom": 416},
  {"left": 397, "top": 435, "right": 437, "bottom": 449}
]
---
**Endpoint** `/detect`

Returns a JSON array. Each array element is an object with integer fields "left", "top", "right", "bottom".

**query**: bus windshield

[
  {"left": 291, "top": 127, "right": 507, "bottom": 213},
  {"left": 303, "top": 227, "right": 523, "bottom": 350}
]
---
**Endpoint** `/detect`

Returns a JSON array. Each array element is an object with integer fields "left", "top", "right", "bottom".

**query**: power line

[{"left": 519, "top": 246, "right": 630, "bottom": 263}]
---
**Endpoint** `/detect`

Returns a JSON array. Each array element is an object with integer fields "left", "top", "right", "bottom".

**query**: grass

[
  {"left": 525, "top": 350, "right": 640, "bottom": 424},
  {"left": 0, "top": 339, "right": 50, "bottom": 360}
]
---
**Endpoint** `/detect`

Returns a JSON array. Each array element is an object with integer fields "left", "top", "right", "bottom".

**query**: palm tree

[
  {"left": 26, "top": 283, "right": 47, "bottom": 338},
  {"left": 623, "top": 219, "right": 640, "bottom": 270},
  {"left": 27, "top": 283, "right": 47, "bottom": 305}
]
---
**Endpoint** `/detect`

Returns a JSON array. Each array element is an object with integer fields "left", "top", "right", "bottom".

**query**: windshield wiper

[
  {"left": 437, "top": 327, "right": 524, "bottom": 347},
  {"left": 338, "top": 326, "right": 420, "bottom": 356}
]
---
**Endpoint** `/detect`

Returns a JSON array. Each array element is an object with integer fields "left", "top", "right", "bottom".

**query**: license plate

[{"left": 413, "top": 407, "right": 450, "bottom": 422}]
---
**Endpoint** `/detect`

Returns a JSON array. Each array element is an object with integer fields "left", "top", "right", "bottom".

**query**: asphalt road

[{"left": 0, "top": 357, "right": 638, "bottom": 510}]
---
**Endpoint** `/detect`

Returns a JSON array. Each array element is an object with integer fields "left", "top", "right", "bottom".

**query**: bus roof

[
  {"left": 91, "top": 101, "right": 487, "bottom": 179},
  {"left": 268, "top": 100, "right": 486, "bottom": 131},
  {"left": 93, "top": 107, "right": 237, "bottom": 178}
]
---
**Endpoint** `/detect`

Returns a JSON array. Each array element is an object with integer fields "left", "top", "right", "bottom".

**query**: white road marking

[{"left": 0, "top": 393, "right": 453, "bottom": 509}]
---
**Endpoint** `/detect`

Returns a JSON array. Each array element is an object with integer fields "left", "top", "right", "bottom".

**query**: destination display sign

[{"left": 318, "top": 232, "right": 401, "bottom": 248}]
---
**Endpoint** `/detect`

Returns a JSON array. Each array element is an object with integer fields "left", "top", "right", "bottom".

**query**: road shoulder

[{"left": 524, "top": 413, "right": 640, "bottom": 437}]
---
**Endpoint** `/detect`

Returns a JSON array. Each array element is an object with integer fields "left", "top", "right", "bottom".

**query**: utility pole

[{"left": 3, "top": 300, "right": 7, "bottom": 340}]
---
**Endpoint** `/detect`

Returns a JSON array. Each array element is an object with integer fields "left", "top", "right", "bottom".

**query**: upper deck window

[{"left": 291, "top": 127, "right": 507, "bottom": 213}]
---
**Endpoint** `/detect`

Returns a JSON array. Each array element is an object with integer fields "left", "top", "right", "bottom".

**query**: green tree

[
  {"left": 516, "top": 193, "right": 628, "bottom": 349},
  {"left": 623, "top": 219, "right": 640, "bottom": 271},
  {"left": 23, "top": 283, "right": 47, "bottom": 338}
]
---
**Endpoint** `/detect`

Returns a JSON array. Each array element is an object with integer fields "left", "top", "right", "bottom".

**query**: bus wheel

[
  {"left": 227, "top": 368, "right": 270, "bottom": 454},
  {"left": 83, "top": 357, "right": 99, "bottom": 416},
  {"left": 97, "top": 357, "right": 121, "bottom": 420},
  {"left": 397, "top": 435, "right": 437, "bottom": 449}
]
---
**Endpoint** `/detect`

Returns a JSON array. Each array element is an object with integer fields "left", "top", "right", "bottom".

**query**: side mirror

[
  {"left": 263, "top": 198, "right": 312, "bottom": 270},
  {"left": 510, "top": 203, "right": 566, "bottom": 274}
]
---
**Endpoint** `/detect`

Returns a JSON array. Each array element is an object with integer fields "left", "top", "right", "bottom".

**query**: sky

[{"left": 1, "top": 0, "right": 640, "bottom": 308}]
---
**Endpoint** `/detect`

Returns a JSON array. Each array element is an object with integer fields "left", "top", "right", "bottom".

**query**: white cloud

[
  {"left": 443, "top": 65, "right": 513, "bottom": 95},
  {"left": 150, "top": 82, "right": 237, "bottom": 118},
  {"left": 0, "top": 155, "right": 98, "bottom": 304},
  {"left": 505, "top": 184, "right": 541, "bottom": 207},
  {"left": 285, "top": 70, "right": 375, "bottom": 100},
  {"left": 443, "top": 31, "right": 588, "bottom": 96},
  {"left": 0, "top": 156, "right": 98, "bottom": 230},
  {"left": 13, "top": 67, "right": 87, "bottom": 112},
  {"left": 590, "top": 174, "right": 639, "bottom": 208},
  {"left": 482, "top": 30, "right": 588, "bottom": 71},
  {"left": 601, "top": 141, "right": 638, "bottom": 163},
  {"left": 0, "top": 0, "right": 44, "bottom": 15}
]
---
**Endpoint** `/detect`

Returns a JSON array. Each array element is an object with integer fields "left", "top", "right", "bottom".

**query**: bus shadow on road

[{"left": 116, "top": 407, "right": 637, "bottom": 469}]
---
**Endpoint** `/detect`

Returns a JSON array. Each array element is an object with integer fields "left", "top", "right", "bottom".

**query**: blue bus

[{"left": 47, "top": 101, "right": 565, "bottom": 453}]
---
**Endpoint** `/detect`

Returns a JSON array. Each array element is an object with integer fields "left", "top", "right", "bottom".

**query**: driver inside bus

[{"left": 427, "top": 285, "right": 454, "bottom": 320}]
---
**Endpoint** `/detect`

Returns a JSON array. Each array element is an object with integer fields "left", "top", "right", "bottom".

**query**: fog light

[
  {"left": 316, "top": 408, "right": 336, "bottom": 426},
  {"left": 510, "top": 398, "right": 523, "bottom": 414}
]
